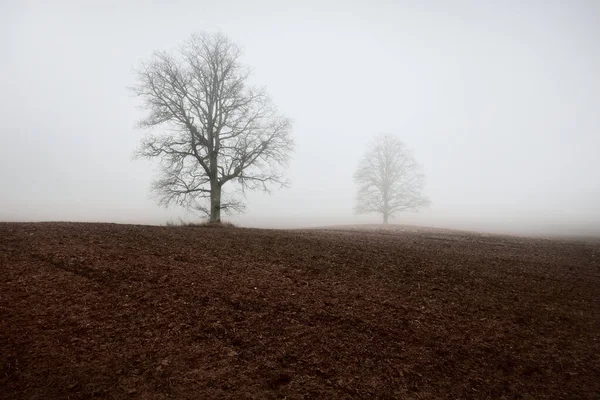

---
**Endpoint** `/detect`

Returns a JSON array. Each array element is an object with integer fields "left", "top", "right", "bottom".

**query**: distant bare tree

[
  {"left": 131, "top": 32, "right": 294, "bottom": 223},
  {"left": 354, "top": 135, "right": 430, "bottom": 224}
]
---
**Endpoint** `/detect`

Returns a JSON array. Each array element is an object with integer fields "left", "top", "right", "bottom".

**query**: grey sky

[{"left": 1, "top": 0, "right": 599, "bottom": 235}]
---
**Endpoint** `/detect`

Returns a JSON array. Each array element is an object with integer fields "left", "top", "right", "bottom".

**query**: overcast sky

[{"left": 1, "top": 0, "right": 599, "bottom": 235}]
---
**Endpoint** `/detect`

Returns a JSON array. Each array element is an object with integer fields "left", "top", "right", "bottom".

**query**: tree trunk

[
  {"left": 382, "top": 193, "right": 389, "bottom": 224},
  {"left": 210, "top": 181, "right": 221, "bottom": 223}
]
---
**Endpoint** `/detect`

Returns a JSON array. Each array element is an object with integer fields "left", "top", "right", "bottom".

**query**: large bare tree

[
  {"left": 354, "top": 135, "right": 430, "bottom": 224},
  {"left": 131, "top": 32, "right": 294, "bottom": 222}
]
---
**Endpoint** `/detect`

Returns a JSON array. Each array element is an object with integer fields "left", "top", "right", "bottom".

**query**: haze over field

[{"left": 1, "top": 0, "right": 599, "bottom": 235}]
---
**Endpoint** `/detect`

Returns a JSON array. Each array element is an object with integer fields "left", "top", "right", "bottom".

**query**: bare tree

[
  {"left": 131, "top": 32, "right": 294, "bottom": 223},
  {"left": 354, "top": 135, "right": 430, "bottom": 224}
]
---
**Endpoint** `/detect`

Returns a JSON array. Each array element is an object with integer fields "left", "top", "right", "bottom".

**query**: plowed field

[{"left": 1, "top": 223, "right": 598, "bottom": 399}]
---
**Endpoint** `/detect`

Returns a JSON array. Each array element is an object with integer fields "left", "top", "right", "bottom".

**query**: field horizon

[{"left": 3, "top": 219, "right": 600, "bottom": 240}]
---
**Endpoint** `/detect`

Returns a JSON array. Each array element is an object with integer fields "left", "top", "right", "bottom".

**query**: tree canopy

[
  {"left": 354, "top": 135, "right": 430, "bottom": 223},
  {"left": 132, "top": 32, "right": 294, "bottom": 222}
]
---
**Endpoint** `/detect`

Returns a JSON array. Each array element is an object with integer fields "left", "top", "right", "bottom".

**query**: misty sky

[{"left": 1, "top": 0, "right": 599, "bottom": 235}]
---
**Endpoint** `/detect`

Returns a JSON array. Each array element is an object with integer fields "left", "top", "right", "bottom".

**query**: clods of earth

[{"left": 1, "top": 222, "right": 599, "bottom": 399}]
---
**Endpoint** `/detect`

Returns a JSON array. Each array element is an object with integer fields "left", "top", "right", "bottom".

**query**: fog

[{"left": 1, "top": 0, "right": 599, "bottom": 236}]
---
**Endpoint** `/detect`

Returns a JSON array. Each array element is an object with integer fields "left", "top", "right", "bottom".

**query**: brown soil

[{"left": 1, "top": 222, "right": 599, "bottom": 399}]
